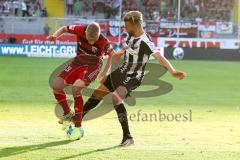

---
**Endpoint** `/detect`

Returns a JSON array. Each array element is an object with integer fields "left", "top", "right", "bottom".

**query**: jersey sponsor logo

[{"left": 78, "top": 47, "right": 98, "bottom": 57}]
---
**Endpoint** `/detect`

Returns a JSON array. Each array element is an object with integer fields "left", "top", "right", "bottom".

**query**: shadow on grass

[
  {"left": 0, "top": 140, "right": 72, "bottom": 158},
  {"left": 56, "top": 145, "right": 120, "bottom": 160}
]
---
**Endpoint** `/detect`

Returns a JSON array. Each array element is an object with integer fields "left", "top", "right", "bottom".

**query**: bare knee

[
  {"left": 52, "top": 78, "right": 65, "bottom": 92},
  {"left": 72, "top": 79, "right": 86, "bottom": 97},
  {"left": 52, "top": 83, "right": 62, "bottom": 92},
  {"left": 112, "top": 92, "right": 122, "bottom": 106},
  {"left": 112, "top": 86, "right": 128, "bottom": 106},
  {"left": 72, "top": 86, "right": 82, "bottom": 97}
]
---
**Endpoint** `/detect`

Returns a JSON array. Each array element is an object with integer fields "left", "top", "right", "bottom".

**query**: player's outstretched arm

[
  {"left": 98, "top": 50, "right": 115, "bottom": 79},
  {"left": 46, "top": 26, "right": 68, "bottom": 41},
  {"left": 153, "top": 52, "right": 186, "bottom": 80}
]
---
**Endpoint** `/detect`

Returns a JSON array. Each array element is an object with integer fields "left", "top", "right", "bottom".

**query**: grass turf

[{"left": 0, "top": 56, "right": 239, "bottom": 160}]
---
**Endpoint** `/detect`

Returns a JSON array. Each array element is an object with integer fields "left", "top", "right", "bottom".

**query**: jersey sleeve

[
  {"left": 66, "top": 25, "right": 84, "bottom": 36},
  {"left": 140, "top": 40, "right": 159, "bottom": 56}
]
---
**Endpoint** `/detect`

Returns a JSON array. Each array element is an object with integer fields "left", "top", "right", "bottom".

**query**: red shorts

[{"left": 58, "top": 61, "right": 101, "bottom": 86}]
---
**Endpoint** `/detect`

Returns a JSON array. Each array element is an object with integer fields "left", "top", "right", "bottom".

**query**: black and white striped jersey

[{"left": 119, "top": 33, "right": 159, "bottom": 80}]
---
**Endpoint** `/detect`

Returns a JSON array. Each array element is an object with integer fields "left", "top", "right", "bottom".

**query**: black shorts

[{"left": 103, "top": 68, "right": 142, "bottom": 96}]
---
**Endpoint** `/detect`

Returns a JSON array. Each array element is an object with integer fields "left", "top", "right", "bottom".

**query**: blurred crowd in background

[
  {"left": 142, "top": 0, "right": 233, "bottom": 22},
  {"left": 0, "top": 0, "right": 234, "bottom": 22},
  {"left": 64, "top": 0, "right": 234, "bottom": 22},
  {"left": 0, "top": 0, "right": 47, "bottom": 17},
  {"left": 0, "top": 0, "right": 237, "bottom": 39}
]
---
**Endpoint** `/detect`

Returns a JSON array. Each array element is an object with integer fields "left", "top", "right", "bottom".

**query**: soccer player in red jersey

[{"left": 47, "top": 22, "right": 115, "bottom": 140}]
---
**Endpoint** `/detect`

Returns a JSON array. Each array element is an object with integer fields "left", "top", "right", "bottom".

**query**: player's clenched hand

[
  {"left": 46, "top": 35, "right": 57, "bottom": 42},
  {"left": 116, "top": 49, "right": 126, "bottom": 55},
  {"left": 113, "top": 49, "right": 126, "bottom": 56},
  {"left": 171, "top": 71, "right": 186, "bottom": 80}
]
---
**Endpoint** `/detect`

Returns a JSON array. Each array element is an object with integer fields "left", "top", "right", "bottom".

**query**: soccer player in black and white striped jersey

[{"left": 83, "top": 11, "right": 186, "bottom": 146}]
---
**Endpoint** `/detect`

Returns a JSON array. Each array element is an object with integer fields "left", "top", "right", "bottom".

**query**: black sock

[
  {"left": 83, "top": 95, "right": 101, "bottom": 117},
  {"left": 114, "top": 103, "right": 131, "bottom": 138}
]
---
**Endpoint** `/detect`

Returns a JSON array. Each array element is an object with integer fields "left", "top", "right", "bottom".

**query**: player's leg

[
  {"left": 83, "top": 83, "right": 111, "bottom": 117},
  {"left": 67, "top": 65, "right": 102, "bottom": 140},
  {"left": 72, "top": 79, "right": 86, "bottom": 128},
  {"left": 83, "top": 68, "right": 122, "bottom": 117},
  {"left": 53, "top": 60, "right": 81, "bottom": 119},
  {"left": 52, "top": 77, "right": 72, "bottom": 117},
  {"left": 55, "top": 61, "right": 85, "bottom": 130},
  {"left": 112, "top": 86, "right": 134, "bottom": 147},
  {"left": 67, "top": 79, "right": 86, "bottom": 140}
]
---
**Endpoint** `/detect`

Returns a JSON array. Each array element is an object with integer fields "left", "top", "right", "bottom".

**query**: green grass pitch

[{"left": 0, "top": 56, "right": 239, "bottom": 160}]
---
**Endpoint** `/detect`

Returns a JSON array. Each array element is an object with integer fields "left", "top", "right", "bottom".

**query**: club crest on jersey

[{"left": 92, "top": 46, "right": 98, "bottom": 53}]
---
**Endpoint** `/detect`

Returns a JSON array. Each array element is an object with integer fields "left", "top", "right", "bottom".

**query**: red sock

[
  {"left": 53, "top": 91, "right": 70, "bottom": 115},
  {"left": 74, "top": 95, "right": 84, "bottom": 127}
]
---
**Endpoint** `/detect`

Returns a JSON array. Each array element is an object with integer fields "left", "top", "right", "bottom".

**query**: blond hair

[
  {"left": 123, "top": 11, "right": 143, "bottom": 26},
  {"left": 86, "top": 22, "right": 100, "bottom": 38}
]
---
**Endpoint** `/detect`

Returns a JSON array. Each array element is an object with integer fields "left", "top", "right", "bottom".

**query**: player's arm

[
  {"left": 152, "top": 52, "right": 186, "bottom": 80},
  {"left": 112, "top": 35, "right": 129, "bottom": 63},
  {"left": 46, "top": 26, "right": 68, "bottom": 41},
  {"left": 102, "top": 49, "right": 125, "bottom": 73},
  {"left": 99, "top": 50, "right": 115, "bottom": 78},
  {"left": 47, "top": 25, "right": 83, "bottom": 41}
]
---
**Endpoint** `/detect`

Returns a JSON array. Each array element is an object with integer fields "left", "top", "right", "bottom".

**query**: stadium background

[
  {"left": 0, "top": 0, "right": 240, "bottom": 160},
  {"left": 0, "top": 0, "right": 239, "bottom": 59}
]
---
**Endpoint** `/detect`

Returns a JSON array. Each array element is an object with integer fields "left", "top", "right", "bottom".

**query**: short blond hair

[
  {"left": 123, "top": 11, "right": 143, "bottom": 26},
  {"left": 86, "top": 22, "right": 100, "bottom": 38}
]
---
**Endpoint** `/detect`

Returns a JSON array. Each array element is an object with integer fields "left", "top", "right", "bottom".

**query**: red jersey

[{"left": 67, "top": 25, "right": 113, "bottom": 65}]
